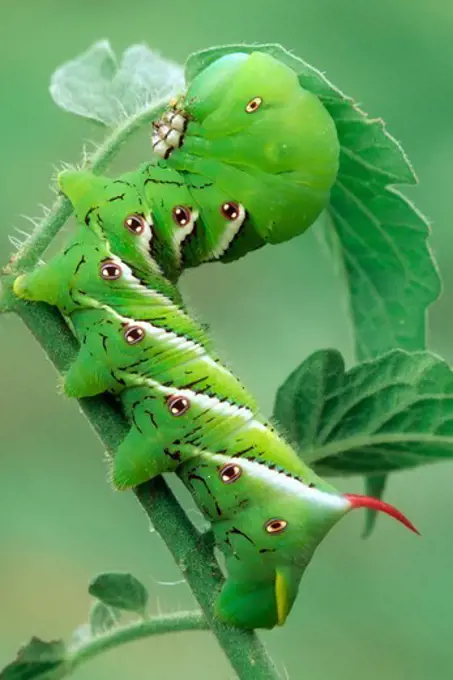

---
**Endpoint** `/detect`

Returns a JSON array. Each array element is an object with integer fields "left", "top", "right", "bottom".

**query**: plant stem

[
  {"left": 5, "top": 102, "right": 166, "bottom": 275},
  {"left": 68, "top": 612, "right": 207, "bottom": 673},
  {"left": 8, "top": 292, "right": 281, "bottom": 680}
]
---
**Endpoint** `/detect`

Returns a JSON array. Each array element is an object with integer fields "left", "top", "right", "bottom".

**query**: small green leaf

[
  {"left": 0, "top": 638, "right": 67, "bottom": 680},
  {"left": 88, "top": 572, "right": 148, "bottom": 615},
  {"left": 274, "top": 348, "right": 453, "bottom": 476},
  {"left": 90, "top": 601, "right": 121, "bottom": 635},
  {"left": 50, "top": 41, "right": 184, "bottom": 127}
]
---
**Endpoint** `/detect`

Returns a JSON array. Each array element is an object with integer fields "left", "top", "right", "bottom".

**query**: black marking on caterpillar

[
  {"left": 131, "top": 409, "right": 144, "bottom": 435},
  {"left": 145, "top": 177, "right": 185, "bottom": 188},
  {"left": 164, "top": 447, "right": 182, "bottom": 462},
  {"left": 232, "top": 446, "right": 256, "bottom": 458},
  {"left": 187, "top": 472, "right": 223, "bottom": 517},
  {"left": 74, "top": 256, "right": 87, "bottom": 275},
  {"left": 85, "top": 206, "right": 99, "bottom": 226},
  {"left": 112, "top": 179, "right": 137, "bottom": 189},
  {"left": 146, "top": 411, "right": 159, "bottom": 430},
  {"left": 228, "top": 526, "right": 255, "bottom": 546}
]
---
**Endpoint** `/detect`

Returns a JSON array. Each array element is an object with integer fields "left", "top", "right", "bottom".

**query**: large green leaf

[{"left": 274, "top": 348, "right": 453, "bottom": 476}]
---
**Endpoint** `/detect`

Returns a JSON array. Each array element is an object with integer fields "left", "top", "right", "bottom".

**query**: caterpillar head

[
  {"left": 181, "top": 51, "right": 339, "bottom": 246},
  {"left": 208, "top": 457, "right": 417, "bottom": 629},
  {"left": 185, "top": 51, "right": 302, "bottom": 135},
  {"left": 184, "top": 50, "right": 339, "bottom": 165}
]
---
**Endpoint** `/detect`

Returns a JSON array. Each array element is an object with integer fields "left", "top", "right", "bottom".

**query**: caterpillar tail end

[{"left": 345, "top": 493, "right": 420, "bottom": 535}]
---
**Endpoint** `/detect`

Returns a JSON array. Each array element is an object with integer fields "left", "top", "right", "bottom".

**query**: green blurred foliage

[{"left": 1, "top": 1, "right": 452, "bottom": 678}]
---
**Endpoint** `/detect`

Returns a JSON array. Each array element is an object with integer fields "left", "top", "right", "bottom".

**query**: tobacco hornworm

[{"left": 13, "top": 51, "right": 417, "bottom": 629}]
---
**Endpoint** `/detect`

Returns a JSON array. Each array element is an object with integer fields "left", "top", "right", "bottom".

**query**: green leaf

[
  {"left": 88, "top": 572, "right": 148, "bottom": 616},
  {"left": 50, "top": 41, "right": 184, "bottom": 127},
  {"left": 185, "top": 43, "right": 440, "bottom": 360},
  {"left": 0, "top": 638, "right": 67, "bottom": 680},
  {"left": 273, "top": 348, "right": 453, "bottom": 476},
  {"left": 90, "top": 601, "right": 121, "bottom": 635}
]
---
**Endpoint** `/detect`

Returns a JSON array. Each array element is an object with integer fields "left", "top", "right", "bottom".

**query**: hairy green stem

[
  {"left": 7, "top": 290, "right": 281, "bottom": 680},
  {"left": 5, "top": 102, "right": 166, "bottom": 276},
  {"left": 68, "top": 612, "right": 207, "bottom": 673}
]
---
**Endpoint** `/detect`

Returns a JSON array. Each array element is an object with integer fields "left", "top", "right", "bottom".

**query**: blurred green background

[{"left": 1, "top": 1, "right": 453, "bottom": 678}]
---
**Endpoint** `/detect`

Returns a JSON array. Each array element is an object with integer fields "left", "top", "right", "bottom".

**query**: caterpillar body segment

[{"left": 179, "top": 450, "right": 348, "bottom": 628}]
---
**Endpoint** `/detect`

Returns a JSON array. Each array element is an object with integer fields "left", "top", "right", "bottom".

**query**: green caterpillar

[{"left": 13, "top": 51, "right": 417, "bottom": 629}]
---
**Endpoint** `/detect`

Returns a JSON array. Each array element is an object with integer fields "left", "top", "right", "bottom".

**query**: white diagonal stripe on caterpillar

[{"left": 210, "top": 204, "right": 246, "bottom": 260}]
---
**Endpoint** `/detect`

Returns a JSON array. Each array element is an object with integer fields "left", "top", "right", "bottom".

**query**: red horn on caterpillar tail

[{"left": 344, "top": 494, "right": 420, "bottom": 535}]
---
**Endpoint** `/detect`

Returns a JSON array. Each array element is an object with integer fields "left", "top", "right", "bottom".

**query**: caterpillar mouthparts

[{"left": 152, "top": 109, "right": 188, "bottom": 159}]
